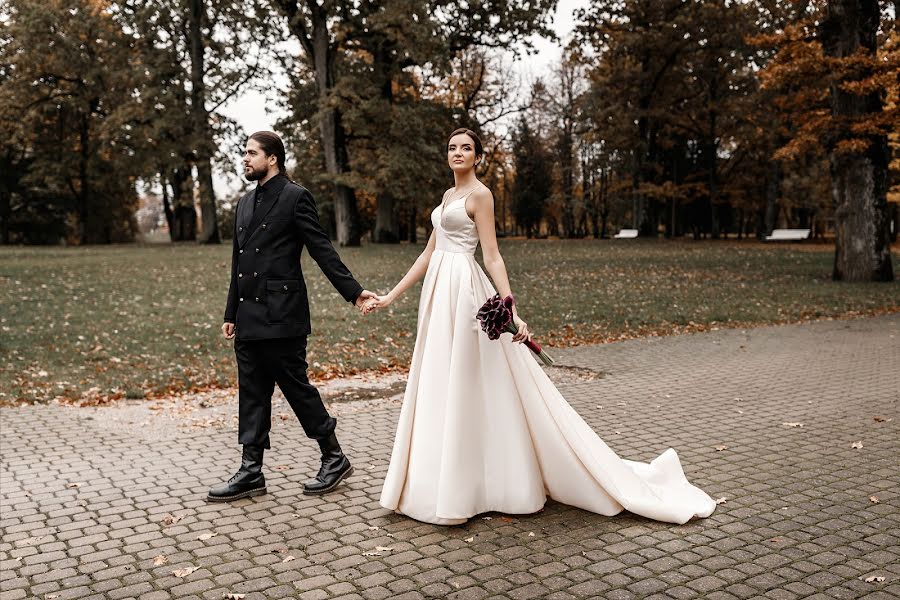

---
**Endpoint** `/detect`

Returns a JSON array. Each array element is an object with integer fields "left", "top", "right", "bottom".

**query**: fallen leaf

[
  {"left": 716, "top": 497, "right": 728, "bottom": 505},
  {"left": 362, "top": 551, "right": 382, "bottom": 556},
  {"left": 850, "top": 441, "right": 863, "bottom": 449},
  {"left": 273, "top": 465, "right": 290, "bottom": 471},
  {"left": 46, "top": 595, "right": 60, "bottom": 600},
  {"left": 464, "top": 536, "right": 474, "bottom": 543},
  {"left": 527, "top": 532, "right": 535, "bottom": 537},
  {"left": 198, "top": 532, "right": 218, "bottom": 541},
  {"left": 282, "top": 555, "right": 296, "bottom": 563},
  {"left": 499, "top": 517, "right": 518, "bottom": 523},
  {"left": 873, "top": 415, "right": 889, "bottom": 422},
  {"left": 153, "top": 555, "right": 168, "bottom": 566},
  {"left": 869, "top": 496, "right": 880, "bottom": 504},
  {"left": 770, "top": 538, "right": 781, "bottom": 543},
  {"left": 223, "top": 594, "right": 246, "bottom": 599},
  {"left": 863, "top": 575, "right": 885, "bottom": 583},
  {"left": 782, "top": 422, "right": 803, "bottom": 428},
  {"left": 67, "top": 483, "right": 81, "bottom": 488},
  {"left": 161, "top": 514, "right": 183, "bottom": 526},
  {"left": 172, "top": 566, "right": 199, "bottom": 578},
  {"left": 714, "top": 445, "right": 728, "bottom": 451},
  {"left": 367, "top": 526, "right": 380, "bottom": 531}
]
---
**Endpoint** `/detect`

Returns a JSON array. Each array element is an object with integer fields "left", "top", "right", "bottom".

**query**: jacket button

[
  {"left": 262, "top": 223, "right": 267, "bottom": 229},
  {"left": 255, "top": 248, "right": 260, "bottom": 253},
  {"left": 283, "top": 285, "right": 288, "bottom": 291},
  {"left": 253, "top": 272, "right": 258, "bottom": 277},
  {"left": 238, "top": 226, "right": 243, "bottom": 232},
  {"left": 239, "top": 249, "right": 243, "bottom": 254},
  {"left": 255, "top": 297, "right": 260, "bottom": 302},
  {"left": 238, "top": 272, "right": 243, "bottom": 278},
  {"left": 239, "top": 297, "right": 244, "bottom": 302}
]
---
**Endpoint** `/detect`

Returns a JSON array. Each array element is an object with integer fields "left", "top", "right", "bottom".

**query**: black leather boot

[
  {"left": 207, "top": 445, "right": 267, "bottom": 502},
  {"left": 302, "top": 433, "right": 353, "bottom": 495}
]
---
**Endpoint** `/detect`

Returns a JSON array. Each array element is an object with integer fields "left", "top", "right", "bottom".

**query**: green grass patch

[{"left": 1, "top": 240, "right": 897, "bottom": 404}]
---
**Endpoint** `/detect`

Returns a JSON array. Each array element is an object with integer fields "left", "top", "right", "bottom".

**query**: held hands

[
  {"left": 355, "top": 290, "right": 378, "bottom": 313},
  {"left": 360, "top": 292, "right": 393, "bottom": 315}
]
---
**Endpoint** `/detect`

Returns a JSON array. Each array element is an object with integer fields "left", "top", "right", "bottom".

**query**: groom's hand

[
  {"left": 222, "top": 322, "right": 235, "bottom": 340},
  {"left": 355, "top": 290, "right": 377, "bottom": 312}
]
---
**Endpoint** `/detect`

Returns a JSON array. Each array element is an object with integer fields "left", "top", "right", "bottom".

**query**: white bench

[
  {"left": 614, "top": 229, "right": 639, "bottom": 239},
  {"left": 765, "top": 229, "right": 810, "bottom": 241}
]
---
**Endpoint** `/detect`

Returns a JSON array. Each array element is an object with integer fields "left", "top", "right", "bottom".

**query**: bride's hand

[
  {"left": 512, "top": 315, "right": 533, "bottom": 343},
  {"left": 363, "top": 293, "right": 394, "bottom": 315}
]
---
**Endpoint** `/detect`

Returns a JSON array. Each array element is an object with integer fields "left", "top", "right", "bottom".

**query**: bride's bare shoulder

[{"left": 471, "top": 184, "right": 494, "bottom": 204}]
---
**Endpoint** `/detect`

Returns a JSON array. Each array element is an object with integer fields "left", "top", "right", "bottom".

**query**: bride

[{"left": 364, "top": 128, "right": 717, "bottom": 526}]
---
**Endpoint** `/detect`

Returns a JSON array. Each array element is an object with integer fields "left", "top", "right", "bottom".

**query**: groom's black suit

[{"left": 224, "top": 174, "right": 363, "bottom": 448}]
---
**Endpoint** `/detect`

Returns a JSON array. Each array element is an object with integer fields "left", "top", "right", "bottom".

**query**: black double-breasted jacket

[{"left": 224, "top": 174, "right": 363, "bottom": 340}]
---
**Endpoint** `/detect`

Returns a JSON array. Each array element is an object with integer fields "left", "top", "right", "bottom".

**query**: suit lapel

[
  {"left": 236, "top": 190, "right": 255, "bottom": 247},
  {"left": 245, "top": 175, "right": 288, "bottom": 242}
]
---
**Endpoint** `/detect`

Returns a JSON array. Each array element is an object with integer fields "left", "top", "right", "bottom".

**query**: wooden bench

[
  {"left": 765, "top": 229, "right": 810, "bottom": 241},
  {"left": 614, "top": 229, "right": 639, "bottom": 239}
]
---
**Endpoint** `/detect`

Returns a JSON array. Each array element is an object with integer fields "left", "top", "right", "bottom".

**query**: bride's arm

[
  {"left": 470, "top": 187, "right": 532, "bottom": 343},
  {"left": 372, "top": 229, "right": 437, "bottom": 309}
]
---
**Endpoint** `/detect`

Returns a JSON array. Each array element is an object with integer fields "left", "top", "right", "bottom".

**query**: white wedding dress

[{"left": 379, "top": 191, "right": 717, "bottom": 526}]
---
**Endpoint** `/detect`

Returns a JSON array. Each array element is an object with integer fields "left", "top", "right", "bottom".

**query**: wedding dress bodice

[{"left": 432, "top": 192, "right": 479, "bottom": 254}]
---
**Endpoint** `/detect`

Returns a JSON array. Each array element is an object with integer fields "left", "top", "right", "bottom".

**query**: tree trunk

[
  {"left": 763, "top": 160, "right": 781, "bottom": 238},
  {"left": 189, "top": 0, "right": 219, "bottom": 244},
  {"left": 0, "top": 189, "right": 9, "bottom": 244},
  {"left": 822, "top": 0, "right": 893, "bottom": 281},
  {"left": 375, "top": 192, "right": 400, "bottom": 242},
  {"left": 312, "top": 13, "right": 360, "bottom": 246},
  {"left": 168, "top": 166, "right": 197, "bottom": 242},
  {"left": 161, "top": 169, "right": 174, "bottom": 235}
]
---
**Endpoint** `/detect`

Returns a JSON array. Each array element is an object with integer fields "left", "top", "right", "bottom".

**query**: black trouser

[{"left": 234, "top": 336, "right": 336, "bottom": 449}]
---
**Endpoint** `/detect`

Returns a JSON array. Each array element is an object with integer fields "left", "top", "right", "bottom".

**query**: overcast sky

[{"left": 215, "top": 0, "right": 586, "bottom": 196}]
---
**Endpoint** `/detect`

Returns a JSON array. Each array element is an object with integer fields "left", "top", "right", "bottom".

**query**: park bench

[
  {"left": 614, "top": 229, "right": 639, "bottom": 239},
  {"left": 765, "top": 228, "right": 810, "bottom": 241}
]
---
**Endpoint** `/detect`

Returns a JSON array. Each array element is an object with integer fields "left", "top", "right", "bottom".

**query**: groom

[{"left": 209, "top": 131, "right": 375, "bottom": 502}]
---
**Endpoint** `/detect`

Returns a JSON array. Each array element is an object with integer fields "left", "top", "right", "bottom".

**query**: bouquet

[{"left": 476, "top": 294, "right": 554, "bottom": 366}]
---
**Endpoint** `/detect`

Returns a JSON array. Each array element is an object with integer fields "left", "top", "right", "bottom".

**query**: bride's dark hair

[{"left": 447, "top": 127, "right": 484, "bottom": 159}]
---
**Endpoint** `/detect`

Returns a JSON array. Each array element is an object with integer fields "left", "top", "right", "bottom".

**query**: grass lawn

[{"left": 1, "top": 239, "right": 897, "bottom": 404}]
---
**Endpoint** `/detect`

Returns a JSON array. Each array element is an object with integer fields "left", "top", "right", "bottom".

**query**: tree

[
  {"left": 0, "top": 0, "right": 151, "bottom": 243},
  {"left": 512, "top": 118, "right": 552, "bottom": 237},
  {"left": 271, "top": 0, "right": 557, "bottom": 246},
  {"left": 759, "top": 0, "right": 895, "bottom": 280},
  {"left": 115, "top": 0, "right": 274, "bottom": 244}
]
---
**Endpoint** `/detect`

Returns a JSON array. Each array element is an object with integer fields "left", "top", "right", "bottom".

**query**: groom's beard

[{"left": 244, "top": 166, "right": 267, "bottom": 181}]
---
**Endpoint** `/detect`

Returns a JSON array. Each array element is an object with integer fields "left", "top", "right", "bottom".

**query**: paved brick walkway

[{"left": 2, "top": 315, "right": 898, "bottom": 600}]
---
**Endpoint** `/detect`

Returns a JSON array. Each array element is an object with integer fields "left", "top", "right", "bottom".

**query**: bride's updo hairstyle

[{"left": 447, "top": 127, "right": 484, "bottom": 163}]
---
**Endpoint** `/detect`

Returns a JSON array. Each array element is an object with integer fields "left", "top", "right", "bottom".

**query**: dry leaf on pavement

[
  {"left": 172, "top": 566, "right": 199, "bottom": 578},
  {"left": 223, "top": 594, "right": 246, "bottom": 599},
  {"left": 869, "top": 496, "right": 880, "bottom": 504},
  {"left": 716, "top": 497, "right": 728, "bottom": 504},
  {"left": 161, "top": 514, "right": 183, "bottom": 526},
  {"left": 782, "top": 422, "right": 803, "bottom": 428},
  {"left": 198, "top": 532, "right": 218, "bottom": 541},
  {"left": 863, "top": 575, "right": 885, "bottom": 583},
  {"left": 714, "top": 445, "right": 728, "bottom": 451},
  {"left": 850, "top": 441, "right": 863, "bottom": 449},
  {"left": 282, "top": 555, "right": 295, "bottom": 563},
  {"left": 153, "top": 555, "right": 168, "bottom": 566}
]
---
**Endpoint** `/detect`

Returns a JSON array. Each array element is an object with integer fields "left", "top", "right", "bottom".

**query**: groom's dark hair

[{"left": 249, "top": 131, "right": 287, "bottom": 175}]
